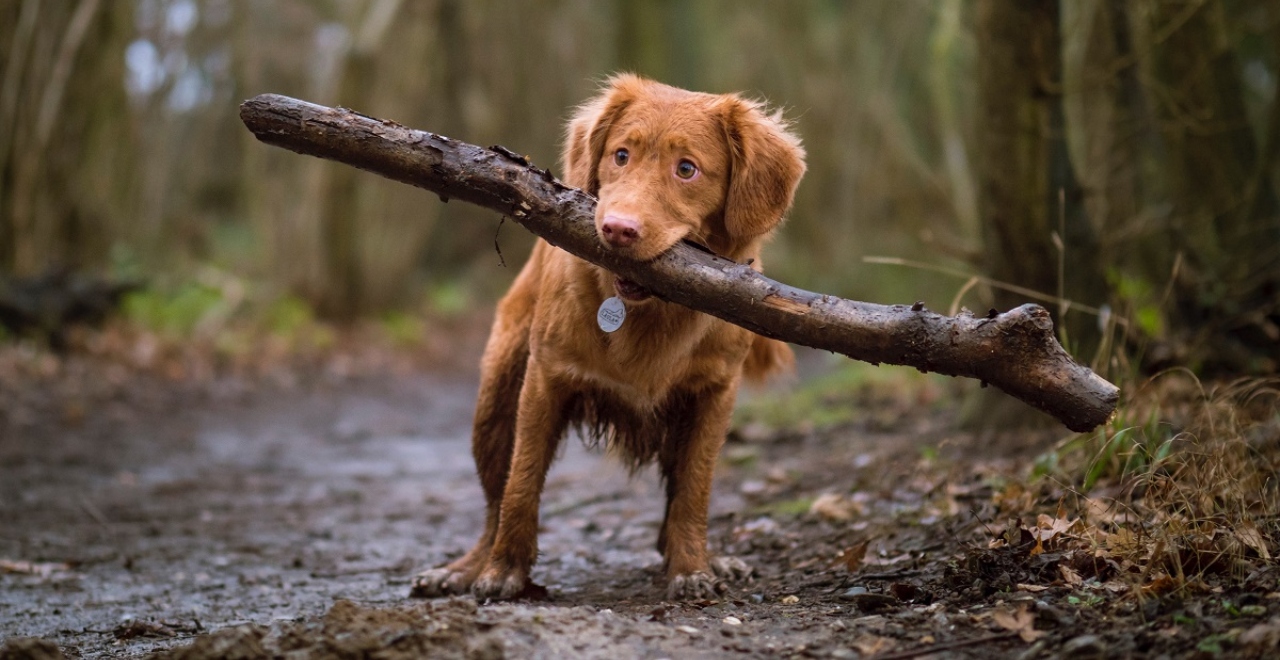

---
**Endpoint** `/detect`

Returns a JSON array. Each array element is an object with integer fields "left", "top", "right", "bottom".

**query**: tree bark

[
  {"left": 1140, "top": 0, "right": 1280, "bottom": 374},
  {"left": 239, "top": 93, "right": 1119, "bottom": 432},
  {"left": 974, "top": 0, "right": 1106, "bottom": 361}
]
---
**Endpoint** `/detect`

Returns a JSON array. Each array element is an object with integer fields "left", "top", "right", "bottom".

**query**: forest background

[{"left": 1, "top": 0, "right": 1278, "bottom": 383}]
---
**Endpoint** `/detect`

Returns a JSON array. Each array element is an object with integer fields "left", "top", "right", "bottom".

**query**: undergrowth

[
  {"left": 0, "top": 269, "right": 487, "bottom": 384},
  {"left": 1038, "top": 374, "right": 1280, "bottom": 591}
]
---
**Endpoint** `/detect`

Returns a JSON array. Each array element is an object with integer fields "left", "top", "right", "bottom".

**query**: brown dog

[{"left": 412, "top": 74, "right": 805, "bottom": 600}]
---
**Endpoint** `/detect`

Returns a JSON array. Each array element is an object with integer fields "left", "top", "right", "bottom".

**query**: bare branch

[{"left": 239, "top": 93, "right": 1119, "bottom": 431}]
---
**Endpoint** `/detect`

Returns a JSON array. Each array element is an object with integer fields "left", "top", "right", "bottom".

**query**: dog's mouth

[{"left": 614, "top": 277, "right": 652, "bottom": 302}]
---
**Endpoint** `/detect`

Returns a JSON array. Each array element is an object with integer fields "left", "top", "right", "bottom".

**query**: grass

[
  {"left": 1030, "top": 373, "right": 1279, "bottom": 590},
  {"left": 737, "top": 349, "right": 1278, "bottom": 593}
]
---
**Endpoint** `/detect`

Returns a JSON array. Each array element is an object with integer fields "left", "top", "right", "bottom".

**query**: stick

[{"left": 239, "top": 94, "right": 1119, "bottom": 431}]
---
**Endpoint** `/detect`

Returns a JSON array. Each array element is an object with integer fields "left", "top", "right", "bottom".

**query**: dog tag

[{"left": 597, "top": 296, "right": 626, "bottom": 333}]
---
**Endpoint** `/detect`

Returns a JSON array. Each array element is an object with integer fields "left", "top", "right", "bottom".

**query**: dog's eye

[
  {"left": 675, "top": 160, "right": 698, "bottom": 180},
  {"left": 614, "top": 149, "right": 629, "bottom": 166}
]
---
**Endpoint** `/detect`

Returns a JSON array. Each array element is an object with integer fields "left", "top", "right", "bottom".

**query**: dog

[{"left": 412, "top": 74, "right": 806, "bottom": 600}]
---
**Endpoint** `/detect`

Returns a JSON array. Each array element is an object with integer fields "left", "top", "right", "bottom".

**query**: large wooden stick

[{"left": 239, "top": 94, "right": 1119, "bottom": 431}]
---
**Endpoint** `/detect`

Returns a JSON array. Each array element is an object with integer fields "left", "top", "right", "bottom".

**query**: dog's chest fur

[{"left": 531, "top": 259, "right": 745, "bottom": 467}]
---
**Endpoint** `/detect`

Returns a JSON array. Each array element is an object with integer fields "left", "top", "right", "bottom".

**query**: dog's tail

[{"left": 742, "top": 335, "right": 795, "bottom": 385}]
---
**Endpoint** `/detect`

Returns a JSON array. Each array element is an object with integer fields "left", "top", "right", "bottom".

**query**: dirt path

[{"left": 2, "top": 353, "right": 1275, "bottom": 658}]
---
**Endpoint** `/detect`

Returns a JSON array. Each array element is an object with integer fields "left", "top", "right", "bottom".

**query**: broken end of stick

[{"left": 985, "top": 304, "right": 1121, "bottom": 432}]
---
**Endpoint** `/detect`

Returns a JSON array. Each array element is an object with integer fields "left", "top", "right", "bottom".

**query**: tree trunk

[
  {"left": 1139, "top": 0, "right": 1280, "bottom": 374},
  {"left": 974, "top": 0, "right": 1106, "bottom": 359},
  {"left": 970, "top": 0, "right": 1109, "bottom": 427},
  {"left": 239, "top": 93, "right": 1120, "bottom": 432},
  {"left": 0, "top": 0, "right": 133, "bottom": 276}
]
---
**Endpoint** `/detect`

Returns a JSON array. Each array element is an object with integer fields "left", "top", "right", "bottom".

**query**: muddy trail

[{"left": 2, "top": 344, "right": 1277, "bottom": 659}]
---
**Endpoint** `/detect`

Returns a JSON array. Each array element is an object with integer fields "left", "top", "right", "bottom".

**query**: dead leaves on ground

[
  {"left": 992, "top": 603, "right": 1046, "bottom": 643},
  {"left": 980, "top": 493, "right": 1278, "bottom": 601}
]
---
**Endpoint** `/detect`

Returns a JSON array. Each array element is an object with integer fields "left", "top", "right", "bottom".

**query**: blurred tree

[
  {"left": 1, "top": 0, "right": 1273, "bottom": 376},
  {"left": 617, "top": 0, "right": 707, "bottom": 90},
  {"left": 315, "top": 0, "right": 403, "bottom": 319},
  {"left": 0, "top": 0, "right": 136, "bottom": 276},
  {"left": 965, "top": 0, "right": 1109, "bottom": 427},
  {"left": 973, "top": 0, "right": 1107, "bottom": 357},
  {"left": 1134, "top": 0, "right": 1280, "bottom": 373}
]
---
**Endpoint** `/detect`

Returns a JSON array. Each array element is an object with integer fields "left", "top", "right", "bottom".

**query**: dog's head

[{"left": 562, "top": 75, "right": 806, "bottom": 300}]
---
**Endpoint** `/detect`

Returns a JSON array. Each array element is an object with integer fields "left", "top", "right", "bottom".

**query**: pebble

[
  {"left": 781, "top": 595, "right": 800, "bottom": 604},
  {"left": 676, "top": 625, "right": 700, "bottom": 635},
  {"left": 1061, "top": 634, "right": 1105, "bottom": 657},
  {"left": 722, "top": 616, "right": 742, "bottom": 626}
]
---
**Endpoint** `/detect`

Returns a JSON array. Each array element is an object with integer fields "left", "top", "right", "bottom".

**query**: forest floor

[{"left": 1, "top": 319, "right": 1278, "bottom": 659}]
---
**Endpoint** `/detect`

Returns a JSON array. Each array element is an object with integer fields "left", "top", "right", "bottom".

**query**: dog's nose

[{"left": 600, "top": 214, "right": 640, "bottom": 248}]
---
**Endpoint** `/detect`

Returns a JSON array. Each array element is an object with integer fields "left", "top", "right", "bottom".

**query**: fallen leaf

[
  {"left": 0, "top": 559, "right": 72, "bottom": 578},
  {"left": 1236, "top": 521, "right": 1272, "bottom": 560},
  {"left": 780, "top": 595, "right": 799, "bottom": 604},
  {"left": 992, "top": 604, "right": 1046, "bottom": 643},
  {"left": 1240, "top": 617, "right": 1280, "bottom": 649},
  {"left": 1030, "top": 511, "right": 1081, "bottom": 545},
  {"left": 1059, "top": 564, "right": 1083, "bottom": 586},
  {"left": 1016, "top": 583, "right": 1051, "bottom": 592},
  {"left": 1104, "top": 527, "right": 1141, "bottom": 554},
  {"left": 842, "top": 540, "right": 870, "bottom": 572},
  {"left": 1141, "top": 574, "right": 1180, "bottom": 597},
  {"left": 810, "top": 493, "right": 860, "bottom": 521},
  {"left": 852, "top": 634, "right": 894, "bottom": 655}
]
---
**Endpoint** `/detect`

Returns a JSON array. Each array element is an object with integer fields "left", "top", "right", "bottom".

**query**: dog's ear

[
  {"left": 720, "top": 98, "right": 806, "bottom": 239},
  {"left": 562, "top": 74, "right": 644, "bottom": 195}
]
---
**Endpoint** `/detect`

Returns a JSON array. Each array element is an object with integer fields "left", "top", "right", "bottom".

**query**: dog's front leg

[
  {"left": 658, "top": 381, "right": 746, "bottom": 600},
  {"left": 471, "top": 363, "right": 569, "bottom": 600}
]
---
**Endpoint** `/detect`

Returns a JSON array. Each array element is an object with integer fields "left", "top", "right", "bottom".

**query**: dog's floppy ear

[
  {"left": 720, "top": 98, "right": 806, "bottom": 239},
  {"left": 561, "top": 74, "right": 644, "bottom": 195}
]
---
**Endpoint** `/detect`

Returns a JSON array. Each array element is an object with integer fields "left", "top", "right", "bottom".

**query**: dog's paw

[
  {"left": 666, "top": 571, "right": 726, "bottom": 600},
  {"left": 471, "top": 566, "right": 545, "bottom": 601},
  {"left": 409, "top": 567, "right": 472, "bottom": 598},
  {"left": 709, "top": 556, "right": 755, "bottom": 582}
]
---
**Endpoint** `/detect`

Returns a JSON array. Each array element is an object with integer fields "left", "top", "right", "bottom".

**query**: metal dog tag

[{"left": 597, "top": 296, "right": 626, "bottom": 333}]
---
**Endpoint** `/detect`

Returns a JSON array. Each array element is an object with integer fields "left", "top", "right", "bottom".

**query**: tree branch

[{"left": 239, "top": 93, "right": 1119, "bottom": 432}]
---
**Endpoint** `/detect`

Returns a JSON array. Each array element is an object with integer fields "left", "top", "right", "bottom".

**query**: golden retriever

[{"left": 412, "top": 74, "right": 806, "bottom": 600}]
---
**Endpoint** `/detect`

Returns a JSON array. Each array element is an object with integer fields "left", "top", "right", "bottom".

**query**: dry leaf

[
  {"left": 1017, "top": 583, "right": 1051, "bottom": 592},
  {"left": 0, "top": 559, "right": 72, "bottom": 578},
  {"left": 842, "top": 540, "right": 870, "bottom": 572},
  {"left": 810, "top": 493, "right": 860, "bottom": 521},
  {"left": 1236, "top": 521, "right": 1272, "bottom": 560},
  {"left": 1104, "top": 527, "right": 1141, "bottom": 554},
  {"left": 1240, "top": 618, "right": 1280, "bottom": 649},
  {"left": 1030, "top": 511, "right": 1080, "bottom": 544},
  {"left": 852, "top": 634, "right": 894, "bottom": 655},
  {"left": 992, "top": 604, "right": 1046, "bottom": 643},
  {"left": 1059, "top": 564, "right": 1083, "bottom": 586},
  {"left": 1142, "top": 574, "right": 1181, "bottom": 597}
]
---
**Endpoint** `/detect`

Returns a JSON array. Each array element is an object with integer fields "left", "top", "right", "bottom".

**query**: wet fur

[{"left": 414, "top": 74, "right": 806, "bottom": 600}]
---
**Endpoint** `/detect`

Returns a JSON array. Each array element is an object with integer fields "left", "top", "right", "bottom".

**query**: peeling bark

[{"left": 239, "top": 93, "right": 1119, "bottom": 432}]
